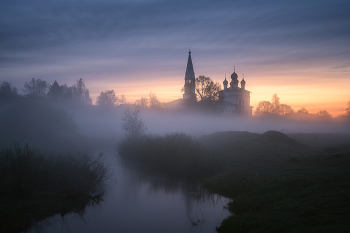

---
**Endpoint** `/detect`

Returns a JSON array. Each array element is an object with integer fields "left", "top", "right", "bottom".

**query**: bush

[
  {"left": 118, "top": 132, "right": 220, "bottom": 179},
  {"left": 0, "top": 143, "right": 112, "bottom": 232},
  {"left": 0, "top": 143, "right": 111, "bottom": 198}
]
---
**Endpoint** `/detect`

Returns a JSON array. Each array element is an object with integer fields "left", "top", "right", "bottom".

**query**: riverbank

[
  {"left": 200, "top": 131, "right": 350, "bottom": 232},
  {"left": 118, "top": 131, "right": 350, "bottom": 232},
  {"left": 0, "top": 144, "right": 111, "bottom": 233}
]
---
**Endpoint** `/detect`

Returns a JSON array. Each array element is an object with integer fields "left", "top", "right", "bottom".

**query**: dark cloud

[{"left": 0, "top": 0, "right": 349, "bottom": 88}]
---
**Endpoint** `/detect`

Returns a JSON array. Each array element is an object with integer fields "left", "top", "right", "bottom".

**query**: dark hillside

[{"left": 198, "top": 131, "right": 308, "bottom": 172}]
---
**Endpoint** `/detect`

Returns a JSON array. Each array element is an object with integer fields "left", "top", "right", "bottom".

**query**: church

[
  {"left": 166, "top": 51, "right": 253, "bottom": 116},
  {"left": 218, "top": 67, "right": 253, "bottom": 115}
]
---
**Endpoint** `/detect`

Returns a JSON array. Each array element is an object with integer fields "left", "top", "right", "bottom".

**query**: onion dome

[
  {"left": 233, "top": 79, "right": 239, "bottom": 84},
  {"left": 241, "top": 79, "right": 246, "bottom": 85},
  {"left": 231, "top": 66, "right": 238, "bottom": 80},
  {"left": 231, "top": 72, "right": 238, "bottom": 80},
  {"left": 223, "top": 76, "right": 228, "bottom": 85}
]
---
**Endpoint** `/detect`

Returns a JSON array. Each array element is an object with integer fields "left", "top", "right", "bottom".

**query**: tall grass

[
  {"left": 0, "top": 143, "right": 111, "bottom": 198},
  {"left": 0, "top": 143, "right": 112, "bottom": 232},
  {"left": 118, "top": 132, "right": 220, "bottom": 179}
]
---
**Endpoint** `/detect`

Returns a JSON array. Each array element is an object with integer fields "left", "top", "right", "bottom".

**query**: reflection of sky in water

[{"left": 27, "top": 152, "right": 230, "bottom": 233}]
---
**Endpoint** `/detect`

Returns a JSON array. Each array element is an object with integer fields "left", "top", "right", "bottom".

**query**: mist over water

[
  {"left": 72, "top": 105, "right": 350, "bottom": 142},
  {"left": 1, "top": 98, "right": 349, "bottom": 233},
  {"left": 26, "top": 151, "right": 231, "bottom": 233}
]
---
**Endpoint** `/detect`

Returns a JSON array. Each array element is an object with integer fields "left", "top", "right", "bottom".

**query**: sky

[{"left": 1, "top": 0, "right": 350, "bottom": 116}]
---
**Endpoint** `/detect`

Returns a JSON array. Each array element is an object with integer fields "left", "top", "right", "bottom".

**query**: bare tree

[
  {"left": 149, "top": 92, "right": 162, "bottom": 109},
  {"left": 23, "top": 78, "right": 48, "bottom": 97},
  {"left": 255, "top": 101, "right": 272, "bottom": 115},
  {"left": 135, "top": 96, "right": 149, "bottom": 108},
  {"left": 96, "top": 90, "right": 118, "bottom": 106},
  {"left": 121, "top": 108, "right": 147, "bottom": 139},
  {"left": 195, "top": 75, "right": 221, "bottom": 101},
  {"left": 255, "top": 94, "right": 294, "bottom": 115}
]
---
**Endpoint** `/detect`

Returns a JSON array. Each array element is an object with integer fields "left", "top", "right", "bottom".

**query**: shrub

[{"left": 118, "top": 132, "right": 220, "bottom": 179}]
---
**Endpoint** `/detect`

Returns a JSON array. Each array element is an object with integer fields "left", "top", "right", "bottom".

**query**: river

[{"left": 26, "top": 151, "right": 231, "bottom": 233}]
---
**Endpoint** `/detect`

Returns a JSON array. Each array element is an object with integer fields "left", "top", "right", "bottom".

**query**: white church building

[
  {"left": 218, "top": 68, "right": 253, "bottom": 115},
  {"left": 165, "top": 51, "right": 252, "bottom": 116}
]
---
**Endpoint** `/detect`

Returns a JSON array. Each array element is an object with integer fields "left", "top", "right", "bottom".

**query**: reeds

[
  {"left": 0, "top": 143, "right": 112, "bottom": 232},
  {"left": 0, "top": 143, "right": 111, "bottom": 198},
  {"left": 118, "top": 132, "right": 220, "bottom": 179}
]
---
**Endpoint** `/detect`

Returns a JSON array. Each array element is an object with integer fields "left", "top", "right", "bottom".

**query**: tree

[
  {"left": 96, "top": 90, "right": 118, "bottom": 106},
  {"left": 255, "top": 101, "right": 272, "bottom": 115},
  {"left": 270, "top": 94, "right": 281, "bottom": 114},
  {"left": 71, "top": 78, "right": 92, "bottom": 105},
  {"left": 255, "top": 94, "right": 294, "bottom": 115},
  {"left": 121, "top": 108, "right": 147, "bottom": 139},
  {"left": 280, "top": 104, "right": 294, "bottom": 115},
  {"left": 135, "top": 96, "right": 148, "bottom": 108},
  {"left": 23, "top": 78, "right": 48, "bottom": 97},
  {"left": 195, "top": 75, "right": 221, "bottom": 101},
  {"left": 149, "top": 92, "right": 162, "bottom": 109},
  {"left": 316, "top": 110, "right": 332, "bottom": 119},
  {"left": 119, "top": 94, "right": 127, "bottom": 104},
  {"left": 0, "top": 81, "right": 18, "bottom": 99},
  {"left": 297, "top": 107, "right": 309, "bottom": 115},
  {"left": 47, "top": 80, "right": 67, "bottom": 100},
  {"left": 346, "top": 101, "right": 350, "bottom": 116}
]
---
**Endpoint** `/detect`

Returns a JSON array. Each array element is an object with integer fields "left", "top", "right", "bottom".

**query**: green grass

[{"left": 0, "top": 143, "right": 111, "bottom": 233}]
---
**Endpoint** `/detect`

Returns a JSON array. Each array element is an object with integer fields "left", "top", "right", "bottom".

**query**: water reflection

[{"left": 26, "top": 152, "right": 230, "bottom": 233}]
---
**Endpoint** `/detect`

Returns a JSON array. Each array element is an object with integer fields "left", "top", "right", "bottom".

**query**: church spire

[
  {"left": 186, "top": 50, "right": 195, "bottom": 78},
  {"left": 183, "top": 49, "right": 197, "bottom": 101}
]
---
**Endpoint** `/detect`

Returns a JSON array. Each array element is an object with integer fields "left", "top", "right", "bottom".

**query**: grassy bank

[
  {"left": 118, "top": 130, "right": 350, "bottom": 232},
  {"left": 118, "top": 132, "right": 220, "bottom": 179},
  {"left": 200, "top": 131, "right": 350, "bottom": 232},
  {"left": 0, "top": 143, "right": 111, "bottom": 233}
]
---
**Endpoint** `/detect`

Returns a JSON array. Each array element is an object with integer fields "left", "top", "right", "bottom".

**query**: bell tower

[{"left": 183, "top": 50, "right": 197, "bottom": 101}]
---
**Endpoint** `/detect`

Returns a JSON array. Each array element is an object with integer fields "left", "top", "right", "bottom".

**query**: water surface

[{"left": 27, "top": 151, "right": 231, "bottom": 233}]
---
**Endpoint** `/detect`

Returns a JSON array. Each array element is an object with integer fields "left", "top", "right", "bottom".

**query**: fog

[
  {"left": 74, "top": 104, "right": 350, "bottom": 140},
  {"left": 1, "top": 98, "right": 349, "bottom": 153}
]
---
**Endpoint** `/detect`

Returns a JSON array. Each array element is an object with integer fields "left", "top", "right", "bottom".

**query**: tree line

[
  {"left": 0, "top": 78, "right": 92, "bottom": 105},
  {"left": 0, "top": 79, "right": 167, "bottom": 109},
  {"left": 255, "top": 94, "right": 350, "bottom": 118}
]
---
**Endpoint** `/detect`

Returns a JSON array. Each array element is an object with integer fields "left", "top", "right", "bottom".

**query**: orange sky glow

[{"left": 88, "top": 67, "right": 350, "bottom": 117}]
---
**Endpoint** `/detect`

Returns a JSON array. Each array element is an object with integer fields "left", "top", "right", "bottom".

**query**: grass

[
  {"left": 199, "top": 131, "right": 350, "bottom": 232},
  {"left": 118, "top": 130, "right": 350, "bottom": 232},
  {"left": 118, "top": 132, "right": 221, "bottom": 179},
  {"left": 0, "top": 143, "right": 112, "bottom": 233}
]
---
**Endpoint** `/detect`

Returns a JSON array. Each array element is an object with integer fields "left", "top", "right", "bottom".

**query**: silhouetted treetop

[
  {"left": 0, "top": 81, "right": 18, "bottom": 99},
  {"left": 23, "top": 78, "right": 48, "bottom": 97},
  {"left": 195, "top": 75, "right": 221, "bottom": 101},
  {"left": 96, "top": 90, "right": 118, "bottom": 106},
  {"left": 255, "top": 94, "right": 294, "bottom": 115},
  {"left": 71, "top": 78, "right": 92, "bottom": 105}
]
